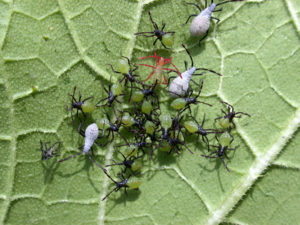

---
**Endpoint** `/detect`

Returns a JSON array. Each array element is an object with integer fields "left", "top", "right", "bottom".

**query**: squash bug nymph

[
  {"left": 151, "top": 111, "right": 193, "bottom": 157},
  {"left": 184, "top": 114, "right": 222, "bottom": 150},
  {"left": 96, "top": 76, "right": 124, "bottom": 113},
  {"left": 102, "top": 172, "right": 141, "bottom": 200},
  {"left": 109, "top": 56, "right": 142, "bottom": 102},
  {"left": 105, "top": 151, "right": 142, "bottom": 174},
  {"left": 184, "top": 0, "right": 244, "bottom": 45},
  {"left": 135, "top": 11, "right": 175, "bottom": 49},
  {"left": 201, "top": 132, "right": 238, "bottom": 172},
  {"left": 169, "top": 44, "right": 222, "bottom": 97},
  {"left": 39, "top": 140, "right": 61, "bottom": 160},
  {"left": 100, "top": 112, "right": 130, "bottom": 146},
  {"left": 215, "top": 101, "right": 251, "bottom": 129},
  {"left": 59, "top": 123, "right": 106, "bottom": 172},
  {"left": 67, "top": 86, "right": 94, "bottom": 125}
]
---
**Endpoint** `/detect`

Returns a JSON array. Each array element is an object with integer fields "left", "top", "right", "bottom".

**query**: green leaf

[{"left": 1, "top": 0, "right": 300, "bottom": 224}]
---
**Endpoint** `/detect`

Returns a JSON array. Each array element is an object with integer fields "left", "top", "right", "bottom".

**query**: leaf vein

[{"left": 205, "top": 108, "right": 300, "bottom": 225}]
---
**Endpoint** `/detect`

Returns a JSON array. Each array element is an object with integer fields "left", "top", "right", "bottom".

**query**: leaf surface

[{"left": 0, "top": 0, "right": 300, "bottom": 224}]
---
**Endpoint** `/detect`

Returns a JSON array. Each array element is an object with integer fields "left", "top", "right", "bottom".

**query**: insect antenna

[
  {"left": 121, "top": 55, "right": 131, "bottom": 66},
  {"left": 195, "top": 68, "right": 222, "bottom": 76},
  {"left": 109, "top": 64, "right": 121, "bottom": 74},
  {"left": 235, "top": 112, "right": 251, "bottom": 117},
  {"left": 148, "top": 11, "right": 158, "bottom": 30},
  {"left": 216, "top": 0, "right": 244, "bottom": 7},
  {"left": 182, "top": 44, "right": 194, "bottom": 67},
  {"left": 184, "top": 2, "right": 202, "bottom": 12}
]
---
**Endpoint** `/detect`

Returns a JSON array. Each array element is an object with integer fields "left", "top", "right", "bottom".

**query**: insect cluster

[{"left": 39, "top": 0, "right": 249, "bottom": 200}]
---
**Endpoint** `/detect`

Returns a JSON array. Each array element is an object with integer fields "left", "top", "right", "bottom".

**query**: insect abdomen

[
  {"left": 190, "top": 4, "right": 215, "bottom": 36},
  {"left": 83, "top": 123, "right": 99, "bottom": 153},
  {"left": 190, "top": 15, "right": 211, "bottom": 36},
  {"left": 169, "top": 68, "right": 195, "bottom": 97},
  {"left": 83, "top": 141, "right": 93, "bottom": 153}
]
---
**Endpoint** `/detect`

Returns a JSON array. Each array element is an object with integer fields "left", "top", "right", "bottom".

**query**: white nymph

[
  {"left": 169, "top": 67, "right": 196, "bottom": 97},
  {"left": 59, "top": 123, "right": 106, "bottom": 171},
  {"left": 190, "top": 3, "right": 216, "bottom": 37},
  {"left": 184, "top": 0, "right": 244, "bottom": 44},
  {"left": 83, "top": 123, "right": 99, "bottom": 153},
  {"left": 169, "top": 44, "right": 222, "bottom": 97}
]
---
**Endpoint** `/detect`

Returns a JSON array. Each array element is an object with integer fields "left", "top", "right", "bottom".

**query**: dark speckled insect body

[{"left": 39, "top": 140, "right": 61, "bottom": 160}]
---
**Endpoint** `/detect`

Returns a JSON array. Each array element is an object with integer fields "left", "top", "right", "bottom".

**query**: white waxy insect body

[
  {"left": 169, "top": 67, "right": 196, "bottom": 97},
  {"left": 190, "top": 3, "right": 216, "bottom": 36},
  {"left": 83, "top": 123, "right": 99, "bottom": 153}
]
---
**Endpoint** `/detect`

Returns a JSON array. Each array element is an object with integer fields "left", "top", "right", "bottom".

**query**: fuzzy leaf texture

[{"left": 0, "top": 0, "right": 300, "bottom": 224}]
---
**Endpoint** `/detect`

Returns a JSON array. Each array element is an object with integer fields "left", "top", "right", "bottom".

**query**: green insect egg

[
  {"left": 128, "top": 178, "right": 142, "bottom": 189},
  {"left": 117, "top": 59, "right": 130, "bottom": 74},
  {"left": 131, "top": 160, "right": 142, "bottom": 172},
  {"left": 171, "top": 98, "right": 187, "bottom": 110},
  {"left": 122, "top": 114, "right": 135, "bottom": 127},
  {"left": 141, "top": 100, "right": 153, "bottom": 115},
  {"left": 131, "top": 91, "right": 144, "bottom": 102},
  {"left": 160, "top": 114, "right": 172, "bottom": 128},
  {"left": 219, "top": 118, "right": 230, "bottom": 129},
  {"left": 219, "top": 132, "right": 231, "bottom": 147},
  {"left": 145, "top": 121, "right": 155, "bottom": 135},
  {"left": 184, "top": 121, "right": 198, "bottom": 133},
  {"left": 82, "top": 101, "right": 95, "bottom": 113},
  {"left": 162, "top": 33, "right": 174, "bottom": 47},
  {"left": 111, "top": 83, "right": 123, "bottom": 96}
]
